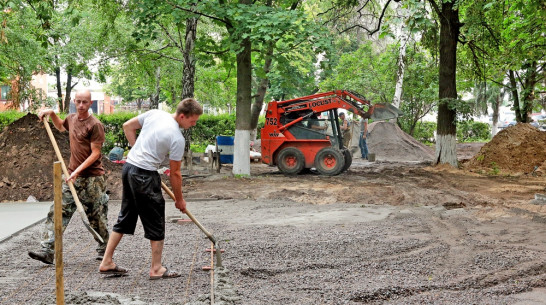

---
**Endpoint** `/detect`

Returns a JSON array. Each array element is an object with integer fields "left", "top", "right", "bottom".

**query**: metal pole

[{"left": 54, "top": 161, "right": 65, "bottom": 305}]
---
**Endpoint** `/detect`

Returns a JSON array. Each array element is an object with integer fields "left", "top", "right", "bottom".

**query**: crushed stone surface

[{"left": 1, "top": 160, "right": 545, "bottom": 304}]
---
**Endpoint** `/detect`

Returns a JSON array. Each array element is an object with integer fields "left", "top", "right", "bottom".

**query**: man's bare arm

[
  {"left": 169, "top": 160, "right": 186, "bottom": 213},
  {"left": 122, "top": 117, "right": 142, "bottom": 146},
  {"left": 38, "top": 109, "right": 66, "bottom": 132}
]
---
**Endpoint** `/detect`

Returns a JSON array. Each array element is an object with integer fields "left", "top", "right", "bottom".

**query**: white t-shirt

[{"left": 127, "top": 110, "right": 185, "bottom": 171}]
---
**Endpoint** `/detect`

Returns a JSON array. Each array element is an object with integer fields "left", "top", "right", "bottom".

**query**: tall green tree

[
  {"left": 460, "top": 0, "right": 545, "bottom": 123},
  {"left": 428, "top": 0, "right": 461, "bottom": 166},
  {"left": 0, "top": 1, "right": 49, "bottom": 109},
  {"left": 145, "top": 0, "right": 327, "bottom": 175}
]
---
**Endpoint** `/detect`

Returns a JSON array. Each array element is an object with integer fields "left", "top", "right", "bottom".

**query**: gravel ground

[
  {"left": 1, "top": 196, "right": 545, "bottom": 304},
  {"left": 1, "top": 161, "right": 545, "bottom": 304}
]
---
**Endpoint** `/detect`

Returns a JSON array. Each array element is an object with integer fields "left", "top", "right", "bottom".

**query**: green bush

[
  {"left": 96, "top": 112, "right": 138, "bottom": 153},
  {"left": 0, "top": 110, "right": 25, "bottom": 131},
  {"left": 191, "top": 113, "right": 237, "bottom": 146},
  {"left": 190, "top": 113, "right": 264, "bottom": 149},
  {"left": 456, "top": 121, "right": 491, "bottom": 142},
  {"left": 412, "top": 121, "right": 437, "bottom": 144}
]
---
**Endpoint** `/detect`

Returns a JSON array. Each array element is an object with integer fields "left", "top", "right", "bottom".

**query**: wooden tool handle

[{"left": 160, "top": 181, "right": 217, "bottom": 244}]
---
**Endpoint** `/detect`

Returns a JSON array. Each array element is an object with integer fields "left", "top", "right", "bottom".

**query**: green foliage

[
  {"left": 190, "top": 143, "right": 208, "bottom": 153},
  {"left": 406, "top": 121, "right": 437, "bottom": 144},
  {"left": 489, "top": 162, "right": 500, "bottom": 176},
  {"left": 0, "top": 111, "right": 26, "bottom": 131},
  {"left": 0, "top": 2, "right": 49, "bottom": 108},
  {"left": 319, "top": 41, "right": 397, "bottom": 104},
  {"left": 459, "top": 0, "right": 545, "bottom": 119},
  {"left": 399, "top": 120, "right": 491, "bottom": 144},
  {"left": 397, "top": 44, "right": 438, "bottom": 134},
  {"left": 456, "top": 120, "right": 491, "bottom": 142},
  {"left": 190, "top": 113, "right": 237, "bottom": 147},
  {"left": 95, "top": 112, "right": 138, "bottom": 153}
]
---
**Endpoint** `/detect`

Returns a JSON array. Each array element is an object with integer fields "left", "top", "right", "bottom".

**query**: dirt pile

[
  {"left": 0, "top": 113, "right": 123, "bottom": 202},
  {"left": 367, "top": 121, "right": 435, "bottom": 162},
  {"left": 466, "top": 123, "right": 546, "bottom": 175}
]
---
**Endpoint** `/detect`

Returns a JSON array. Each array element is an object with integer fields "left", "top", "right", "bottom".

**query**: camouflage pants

[{"left": 40, "top": 175, "right": 109, "bottom": 254}]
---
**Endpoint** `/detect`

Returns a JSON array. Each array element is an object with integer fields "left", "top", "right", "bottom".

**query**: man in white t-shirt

[{"left": 99, "top": 98, "right": 203, "bottom": 279}]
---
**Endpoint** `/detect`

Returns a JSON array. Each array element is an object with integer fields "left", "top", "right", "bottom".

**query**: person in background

[
  {"left": 359, "top": 117, "right": 369, "bottom": 160},
  {"left": 29, "top": 89, "right": 109, "bottom": 264},
  {"left": 99, "top": 98, "right": 203, "bottom": 279},
  {"left": 339, "top": 112, "right": 351, "bottom": 147}
]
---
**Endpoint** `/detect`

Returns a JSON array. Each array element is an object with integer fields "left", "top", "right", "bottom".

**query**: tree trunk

[
  {"left": 392, "top": 27, "right": 408, "bottom": 109},
  {"left": 63, "top": 68, "right": 73, "bottom": 113},
  {"left": 181, "top": 17, "right": 198, "bottom": 154},
  {"left": 55, "top": 65, "right": 62, "bottom": 111},
  {"left": 182, "top": 17, "right": 198, "bottom": 99},
  {"left": 249, "top": 41, "right": 274, "bottom": 142},
  {"left": 521, "top": 61, "right": 537, "bottom": 123},
  {"left": 491, "top": 91, "right": 501, "bottom": 136},
  {"left": 171, "top": 86, "right": 177, "bottom": 105},
  {"left": 233, "top": 33, "right": 252, "bottom": 176},
  {"left": 136, "top": 98, "right": 142, "bottom": 110},
  {"left": 150, "top": 66, "right": 161, "bottom": 109},
  {"left": 508, "top": 70, "right": 521, "bottom": 122},
  {"left": 434, "top": 0, "right": 460, "bottom": 167}
]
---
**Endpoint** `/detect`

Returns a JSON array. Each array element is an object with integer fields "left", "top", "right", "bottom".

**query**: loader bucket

[{"left": 370, "top": 103, "right": 404, "bottom": 121}]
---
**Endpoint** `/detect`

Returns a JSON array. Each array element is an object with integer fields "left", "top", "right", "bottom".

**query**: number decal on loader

[{"left": 266, "top": 118, "right": 278, "bottom": 125}]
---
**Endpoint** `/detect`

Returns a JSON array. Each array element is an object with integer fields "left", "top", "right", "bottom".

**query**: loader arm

[{"left": 276, "top": 90, "right": 402, "bottom": 121}]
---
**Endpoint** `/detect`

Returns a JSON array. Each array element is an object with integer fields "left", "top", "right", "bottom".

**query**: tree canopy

[{"left": 1, "top": 0, "right": 544, "bottom": 169}]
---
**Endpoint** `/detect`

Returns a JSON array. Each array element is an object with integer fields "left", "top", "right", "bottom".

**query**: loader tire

[
  {"left": 314, "top": 147, "right": 344, "bottom": 176},
  {"left": 277, "top": 147, "right": 305, "bottom": 175},
  {"left": 341, "top": 148, "right": 352, "bottom": 172}
]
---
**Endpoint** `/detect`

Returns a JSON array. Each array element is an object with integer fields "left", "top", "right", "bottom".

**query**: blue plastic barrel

[{"left": 216, "top": 136, "right": 234, "bottom": 164}]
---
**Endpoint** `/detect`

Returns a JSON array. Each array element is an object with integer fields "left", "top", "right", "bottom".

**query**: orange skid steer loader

[{"left": 260, "top": 90, "right": 403, "bottom": 176}]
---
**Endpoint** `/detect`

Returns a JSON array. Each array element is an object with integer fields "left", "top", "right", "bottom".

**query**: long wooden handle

[
  {"left": 43, "top": 119, "right": 104, "bottom": 243},
  {"left": 160, "top": 181, "right": 223, "bottom": 267},
  {"left": 160, "top": 181, "right": 216, "bottom": 244}
]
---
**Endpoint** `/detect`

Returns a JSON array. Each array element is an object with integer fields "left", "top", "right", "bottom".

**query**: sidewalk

[{"left": 0, "top": 201, "right": 52, "bottom": 243}]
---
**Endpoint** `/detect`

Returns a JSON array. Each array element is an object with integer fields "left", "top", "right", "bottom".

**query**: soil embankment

[{"left": 0, "top": 113, "right": 123, "bottom": 201}]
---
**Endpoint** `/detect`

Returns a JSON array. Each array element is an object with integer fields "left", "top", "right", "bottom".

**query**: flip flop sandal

[
  {"left": 99, "top": 265, "right": 128, "bottom": 275},
  {"left": 149, "top": 267, "right": 181, "bottom": 280}
]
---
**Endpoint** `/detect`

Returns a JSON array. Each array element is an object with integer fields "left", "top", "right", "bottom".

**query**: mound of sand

[
  {"left": 466, "top": 123, "right": 546, "bottom": 175},
  {"left": 0, "top": 113, "right": 122, "bottom": 202},
  {"left": 367, "top": 121, "right": 435, "bottom": 162}
]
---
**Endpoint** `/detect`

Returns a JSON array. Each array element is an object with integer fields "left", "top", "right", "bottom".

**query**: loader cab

[{"left": 281, "top": 109, "right": 343, "bottom": 148}]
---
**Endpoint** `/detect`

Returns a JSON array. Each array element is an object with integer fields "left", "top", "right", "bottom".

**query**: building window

[{"left": 1, "top": 85, "right": 10, "bottom": 100}]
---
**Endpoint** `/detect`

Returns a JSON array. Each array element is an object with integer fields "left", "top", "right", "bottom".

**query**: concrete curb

[{"left": 0, "top": 217, "right": 46, "bottom": 244}]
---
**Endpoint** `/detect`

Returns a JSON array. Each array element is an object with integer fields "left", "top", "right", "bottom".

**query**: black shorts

[{"left": 113, "top": 163, "right": 165, "bottom": 241}]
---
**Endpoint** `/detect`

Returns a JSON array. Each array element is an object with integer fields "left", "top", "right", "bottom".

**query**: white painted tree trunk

[
  {"left": 435, "top": 134, "right": 458, "bottom": 167},
  {"left": 392, "top": 32, "right": 408, "bottom": 109},
  {"left": 491, "top": 123, "right": 498, "bottom": 137},
  {"left": 233, "top": 129, "right": 250, "bottom": 176}
]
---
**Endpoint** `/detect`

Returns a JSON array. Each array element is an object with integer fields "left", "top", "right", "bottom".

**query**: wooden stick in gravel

[
  {"left": 210, "top": 241, "right": 215, "bottom": 305},
  {"left": 54, "top": 162, "right": 64, "bottom": 305},
  {"left": 160, "top": 181, "right": 223, "bottom": 267},
  {"left": 42, "top": 119, "right": 104, "bottom": 243}
]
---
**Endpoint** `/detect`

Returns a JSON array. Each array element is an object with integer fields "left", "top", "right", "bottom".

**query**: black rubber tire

[
  {"left": 277, "top": 147, "right": 305, "bottom": 175},
  {"left": 314, "top": 147, "right": 345, "bottom": 176},
  {"left": 341, "top": 148, "right": 352, "bottom": 172}
]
